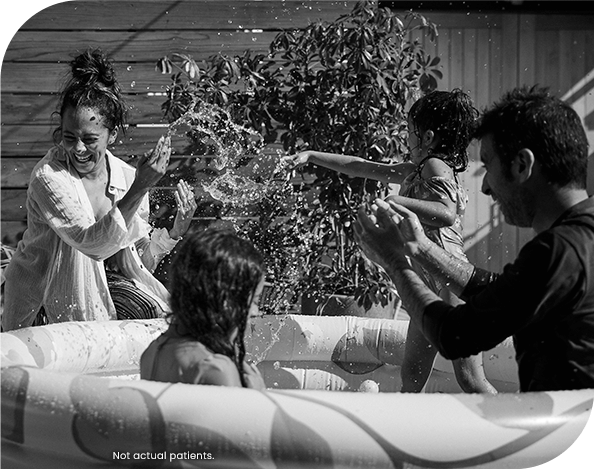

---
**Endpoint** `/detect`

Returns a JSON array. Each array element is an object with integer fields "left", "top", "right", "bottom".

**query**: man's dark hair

[{"left": 474, "top": 85, "right": 589, "bottom": 188}]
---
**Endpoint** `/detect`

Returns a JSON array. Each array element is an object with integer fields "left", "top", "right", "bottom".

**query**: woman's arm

[
  {"left": 116, "top": 136, "right": 171, "bottom": 225},
  {"left": 138, "top": 180, "right": 198, "bottom": 271},
  {"left": 34, "top": 137, "right": 171, "bottom": 262},
  {"left": 29, "top": 164, "right": 133, "bottom": 261},
  {"left": 283, "top": 150, "right": 415, "bottom": 184}
]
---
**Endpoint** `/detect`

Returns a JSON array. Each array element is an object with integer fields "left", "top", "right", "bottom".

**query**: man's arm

[
  {"left": 353, "top": 203, "right": 445, "bottom": 347},
  {"left": 383, "top": 201, "right": 501, "bottom": 299},
  {"left": 371, "top": 200, "right": 476, "bottom": 296},
  {"left": 354, "top": 199, "right": 539, "bottom": 362},
  {"left": 410, "top": 235, "right": 474, "bottom": 298}
]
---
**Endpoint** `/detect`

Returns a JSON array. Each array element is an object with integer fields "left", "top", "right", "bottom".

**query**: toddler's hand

[{"left": 281, "top": 151, "right": 310, "bottom": 170}]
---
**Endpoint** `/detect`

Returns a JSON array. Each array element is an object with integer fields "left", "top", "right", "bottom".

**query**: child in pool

[
  {"left": 283, "top": 89, "right": 496, "bottom": 394},
  {"left": 140, "top": 228, "right": 266, "bottom": 389}
]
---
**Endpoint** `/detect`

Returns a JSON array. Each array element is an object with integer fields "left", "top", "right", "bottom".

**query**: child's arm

[
  {"left": 386, "top": 158, "right": 458, "bottom": 228},
  {"left": 386, "top": 194, "right": 457, "bottom": 228},
  {"left": 199, "top": 357, "right": 243, "bottom": 386},
  {"left": 283, "top": 150, "right": 415, "bottom": 185},
  {"left": 243, "top": 362, "right": 266, "bottom": 390},
  {"left": 199, "top": 359, "right": 266, "bottom": 389}
]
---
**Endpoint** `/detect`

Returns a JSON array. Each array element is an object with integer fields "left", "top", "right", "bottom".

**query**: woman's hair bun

[
  {"left": 70, "top": 48, "right": 117, "bottom": 89},
  {"left": 54, "top": 48, "right": 127, "bottom": 138}
]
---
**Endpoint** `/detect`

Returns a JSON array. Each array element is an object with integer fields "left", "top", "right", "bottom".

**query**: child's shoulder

[
  {"left": 419, "top": 156, "right": 455, "bottom": 179},
  {"left": 198, "top": 353, "right": 243, "bottom": 386}
]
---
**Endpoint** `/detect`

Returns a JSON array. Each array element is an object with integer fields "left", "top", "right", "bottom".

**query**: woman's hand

[
  {"left": 169, "top": 179, "right": 197, "bottom": 240},
  {"left": 118, "top": 136, "right": 172, "bottom": 224},
  {"left": 134, "top": 135, "right": 171, "bottom": 190}
]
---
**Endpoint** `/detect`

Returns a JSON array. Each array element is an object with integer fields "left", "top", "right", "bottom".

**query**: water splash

[
  {"left": 166, "top": 99, "right": 290, "bottom": 206},
  {"left": 202, "top": 171, "right": 263, "bottom": 206},
  {"left": 164, "top": 98, "right": 309, "bottom": 320},
  {"left": 249, "top": 314, "right": 289, "bottom": 365}
]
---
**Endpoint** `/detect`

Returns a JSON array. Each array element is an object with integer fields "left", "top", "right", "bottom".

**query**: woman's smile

[
  {"left": 61, "top": 106, "right": 113, "bottom": 177},
  {"left": 72, "top": 151, "right": 93, "bottom": 164}
]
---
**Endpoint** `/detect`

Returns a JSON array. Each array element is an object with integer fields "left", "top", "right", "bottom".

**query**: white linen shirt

[{"left": 2, "top": 146, "right": 177, "bottom": 330}]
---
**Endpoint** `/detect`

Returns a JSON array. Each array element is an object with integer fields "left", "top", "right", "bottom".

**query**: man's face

[{"left": 480, "top": 134, "right": 533, "bottom": 228}]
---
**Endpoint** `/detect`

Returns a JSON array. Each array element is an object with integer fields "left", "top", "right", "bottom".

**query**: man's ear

[
  {"left": 108, "top": 130, "right": 117, "bottom": 145},
  {"left": 512, "top": 148, "right": 535, "bottom": 183}
]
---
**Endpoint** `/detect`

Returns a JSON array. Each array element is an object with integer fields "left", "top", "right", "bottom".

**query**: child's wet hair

[
  {"left": 409, "top": 88, "right": 478, "bottom": 172},
  {"left": 53, "top": 48, "right": 128, "bottom": 142},
  {"left": 168, "top": 228, "right": 265, "bottom": 387}
]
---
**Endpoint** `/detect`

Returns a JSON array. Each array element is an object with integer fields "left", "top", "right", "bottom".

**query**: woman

[{"left": 2, "top": 48, "right": 197, "bottom": 330}]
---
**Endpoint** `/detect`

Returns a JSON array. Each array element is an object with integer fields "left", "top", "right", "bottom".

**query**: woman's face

[{"left": 61, "top": 106, "right": 116, "bottom": 177}]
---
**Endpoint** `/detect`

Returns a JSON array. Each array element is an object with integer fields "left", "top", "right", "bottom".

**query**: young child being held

[
  {"left": 140, "top": 228, "right": 266, "bottom": 389},
  {"left": 283, "top": 89, "right": 496, "bottom": 394}
]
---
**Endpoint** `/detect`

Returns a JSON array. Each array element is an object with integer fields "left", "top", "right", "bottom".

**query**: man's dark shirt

[{"left": 423, "top": 197, "right": 594, "bottom": 391}]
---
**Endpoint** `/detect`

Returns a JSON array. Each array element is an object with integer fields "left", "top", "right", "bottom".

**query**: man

[{"left": 354, "top": 86, "right": 594, "bottom": 391}]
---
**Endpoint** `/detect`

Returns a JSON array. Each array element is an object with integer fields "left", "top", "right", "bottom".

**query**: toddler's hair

[
  {"left": 169, "top": 228, "right": 264, "bottom": 387},
  {"left": 54, "top": 48, "right": 128, "bottom": 142},
  {"left": 409, "top": 88, "right": 478, "bottom": 172}
]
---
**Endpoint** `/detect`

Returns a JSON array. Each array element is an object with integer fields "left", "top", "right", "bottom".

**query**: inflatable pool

[{"left": 2, "top": 315, "right": 593, "bottom": 468}]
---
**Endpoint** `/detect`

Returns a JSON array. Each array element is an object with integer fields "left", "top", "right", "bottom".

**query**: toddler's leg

[
  {"left": 441, "top": 289, "right": 497, "bottom": 394},
  {"left": 453, "top": 354, "right": 497, "bottom": 394},
  {"left": 401, "top": 321, "right": 437, "bottom": 393}
]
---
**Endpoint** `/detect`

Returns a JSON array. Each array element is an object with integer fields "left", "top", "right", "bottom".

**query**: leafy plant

[{"left": 155, "top": 0, "right": 440, "bottom": 311}]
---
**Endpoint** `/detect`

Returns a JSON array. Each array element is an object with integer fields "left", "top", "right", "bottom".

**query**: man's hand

[
  {"left": 354, "top": 198, "right": 430, "bottom": 266},
  {"left": 369, "top": 199, "right": 474, "bottom": 298},
  {"left": 381, "top": 199, "right": 428, "bottom": 257},
  {"left": 354, "top": 200, "right": 405, "bottom": 269}
]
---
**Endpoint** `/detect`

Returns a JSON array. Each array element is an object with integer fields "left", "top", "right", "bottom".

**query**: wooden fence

[{"left": 2, "top": 0, "right": 594, "bottom": 274}]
